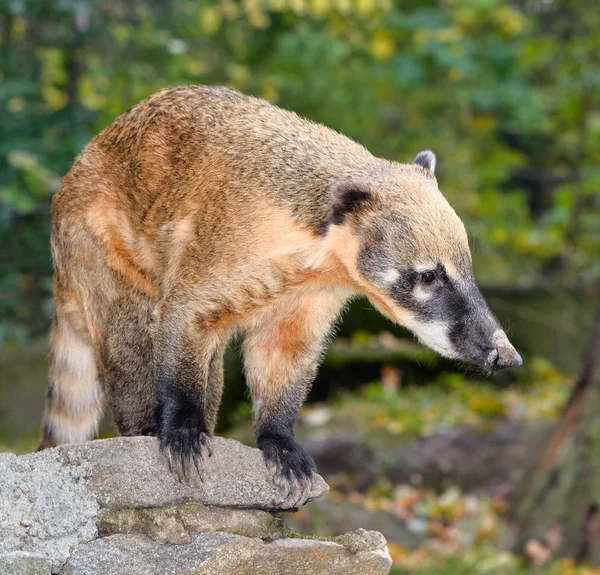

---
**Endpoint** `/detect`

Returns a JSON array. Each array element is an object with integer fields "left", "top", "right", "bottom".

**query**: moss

[
  {"left": 98, "top": 504, "right": 295, "bottom": 543},
  {"left": 275, "top": 525, "right": 340, "bottom": 544},
  {"left": 99, "top": 504, "right": 384, "bottom": 556}
]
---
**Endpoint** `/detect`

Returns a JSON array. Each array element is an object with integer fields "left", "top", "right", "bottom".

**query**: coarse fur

[{"left": 39, "top": 86, "right": 521, "bottom": 507}]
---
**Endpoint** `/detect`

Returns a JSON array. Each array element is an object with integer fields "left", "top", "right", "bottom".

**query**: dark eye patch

[
  {"left": 388, "top": 263, "right": 466, "bottom": 323},
  {"left": 437, "top": 263, "right": 449, "bottom": 282},
  {"left": 388, "top": 270, "right": 418, "bottom": 305}
]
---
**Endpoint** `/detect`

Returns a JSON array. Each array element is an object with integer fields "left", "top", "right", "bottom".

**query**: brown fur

[{"left": 40, "top": 86, "right": 476, "bottom": 502}]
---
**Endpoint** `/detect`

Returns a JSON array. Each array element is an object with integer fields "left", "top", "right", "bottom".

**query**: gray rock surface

[
  {"left": 58, "top": 436, "right": 329, "bottom": 510},
  {"left": 1, "top": 437, "right": 392, "bottom": 575},
  {"left": 63, "top": 531, "right": 392, "bottom": 575},
  {"left": 0, "top": 450, "right": 98, "bottom": 571},
  {"left": 97, "top": 503, "right": 291, "bottom": 544},
  {"left": 0, "top": 551, "right": 53, "bottom": 575}
]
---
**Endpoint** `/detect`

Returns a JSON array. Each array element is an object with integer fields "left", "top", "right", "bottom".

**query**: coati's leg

[
  {"left": 101, "top": 296, "right": 157, "bottom": 436},
  {"left": 154, "top": 303, "right": 229, "bottom": 479},
  {"left": 204, "top": 342, "right": 226, "bottom": 434},
  {"left": 38, "top": 301, "right": 103, "bottom": 450},
  {"left": 243, "top": 291, "right": 347, "bottom": 509}
]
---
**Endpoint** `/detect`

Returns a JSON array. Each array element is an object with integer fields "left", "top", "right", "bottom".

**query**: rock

[
  {"left": 58, "top": 436, "right": 329, "bottom": 510},
  {"left": 0, "top": 450, "right": 98, "bottom": 572},
  {"left": 1, "top": 437, "right": 390, "bottom": 574},
  {"left": 0, "top": 551, "right": 53, "bottom": 575},
  {"left": 0, "top": 436, "right": 358, "bottom": 573},
  {"left": 63, "top": 532, "right": 392, "bottom": 575},
  {"left": 333, "top": 528, "right": 389, "bottom": 553},
  {"left": 97, "top": 504, "right": 292, "bottom": 544}
]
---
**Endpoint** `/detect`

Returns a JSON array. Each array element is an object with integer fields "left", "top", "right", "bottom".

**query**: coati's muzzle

[
  {"left": 447, "top": 286, "right": 522, "bottom": 371},
  {"left": 475, "top": 329, "right": 522, "bottom": 371},
  {"left": 394, "top": 275, "right": 523, "bottom": 372}
]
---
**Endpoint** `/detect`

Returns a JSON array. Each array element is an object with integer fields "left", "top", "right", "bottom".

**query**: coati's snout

[
  {"left": 447, "top": 282, "right": 522, "bottom": 371},
  {"left": 330, "top": 149, "right": 522, "bottom": 371},
  {"left": 404, "top": 270, "right": 523, "bottom": 371},
  {"left": 381, "top": 262, "right": 522, "bottom": 372}
]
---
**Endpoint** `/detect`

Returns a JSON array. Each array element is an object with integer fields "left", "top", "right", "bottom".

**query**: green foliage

[{"left": 1, "top": 0, "right": 599, "bottom": 343}]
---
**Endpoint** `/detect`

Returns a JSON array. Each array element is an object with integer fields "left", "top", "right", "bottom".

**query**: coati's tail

[{"left": 38, "top": 305, "right": 103, "bottom": 450}]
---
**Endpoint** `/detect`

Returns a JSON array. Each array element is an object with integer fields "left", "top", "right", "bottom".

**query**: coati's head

[{"left": 328, "top": 150, "right": 522, "bottom": 371}]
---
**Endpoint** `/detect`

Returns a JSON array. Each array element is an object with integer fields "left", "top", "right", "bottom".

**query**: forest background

[{"left": 1, "top": 1, "right": 599, "bottom": 573}]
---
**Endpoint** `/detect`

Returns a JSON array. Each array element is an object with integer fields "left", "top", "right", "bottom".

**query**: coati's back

[
  {"left": 71, "top": 85, "right": 381, "bottom": 230},
  {"left": 52, "top": 85, "right": 390, "bottom": 321}
]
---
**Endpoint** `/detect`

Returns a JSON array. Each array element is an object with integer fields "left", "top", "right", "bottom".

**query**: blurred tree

[{"left": 512, "top": 294, "right": 600, "bottom": 564}]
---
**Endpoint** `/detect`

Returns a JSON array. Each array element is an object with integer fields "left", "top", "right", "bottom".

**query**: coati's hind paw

[
  {"left": 159, "top": 427, "right": 213, "bottom": 483},
  {"left": 258, "top": 434, "right": 317, "bottom": 510}
]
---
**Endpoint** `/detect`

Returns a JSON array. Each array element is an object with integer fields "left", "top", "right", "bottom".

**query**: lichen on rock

[{"left": 97, "top": 504, "right": 292, "bottom": 544}]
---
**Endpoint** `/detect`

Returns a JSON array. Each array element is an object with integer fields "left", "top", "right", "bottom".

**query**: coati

[{"left": 39, "top": 85, "right": 522, "bottom": 508}]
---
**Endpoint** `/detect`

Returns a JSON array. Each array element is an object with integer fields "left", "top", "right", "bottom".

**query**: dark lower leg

[
  {"left": 254, "top": 389, "right": 315, "bottom": 481},
  {"left": 252, "top": 381, "right": 317, "bottom": 510},
  {"left": 153, "top": 308, "right": 226, "bottom": 480},
  {"left": 155, "top": 356, "right": 214, "bottom": 479}
]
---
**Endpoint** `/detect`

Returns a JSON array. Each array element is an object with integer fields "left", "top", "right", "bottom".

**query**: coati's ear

[
  {"left": 414, "top": 150, "right": 436, "bottom": 176},
  {"left": 328, "top": 181, "right": 379, "bottom": 227}
]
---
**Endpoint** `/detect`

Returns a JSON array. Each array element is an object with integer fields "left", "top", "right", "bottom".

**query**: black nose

[{"left": 491, "top": 349, "right": 523, "bottom": 371}]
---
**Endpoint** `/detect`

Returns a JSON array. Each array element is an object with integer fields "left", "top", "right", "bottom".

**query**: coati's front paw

[
  {"left": 159, "top": 426, "right": 213, "bottom": 482},
  {"left": 257, "top": 434, "right": 317, "bottom": 510}
]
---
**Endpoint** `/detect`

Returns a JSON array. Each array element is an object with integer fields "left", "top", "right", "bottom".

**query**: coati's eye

[{"left": 421, "top": 271, "right": 436, "bottom": 284}]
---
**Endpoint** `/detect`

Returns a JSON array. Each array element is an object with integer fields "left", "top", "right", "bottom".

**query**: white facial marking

[
  {"left": 401, "top": 315, "right": 459, "bottom": 359},
  {"left": 380, "top": 268, "right": 400, "bottom": 284},
  {"left": 492, "top": 329, "right": 507, "bottom": 345},
  {"left": 443, "top": 262, "right": 460, "bottom": 281},
  {"left": 492, "top": 328, "right": 513, "bottom": 354},
  {"left": 416, "top": 321, "right": 459, "bottom": 358},
  {"left": 413, "top": 285, "right": 432, "bottom": 302}
]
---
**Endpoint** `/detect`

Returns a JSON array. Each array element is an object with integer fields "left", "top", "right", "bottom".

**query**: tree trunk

[{"left": 512, "top": 296, "right": 600, "bottom": 564}]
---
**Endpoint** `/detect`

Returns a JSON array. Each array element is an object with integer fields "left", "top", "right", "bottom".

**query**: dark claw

[
  {"left": 181, "top": 455, "right": 189, "bottom": 481},
  {"left": 257, "top": 433, "right": 316, "bottom": 510},
  {"left": 193, "top": 454, "right": 202, "bottom": 479},
  {"left": 160, "top": 428, "right": 213, "bottom": 483},
  {"left": 275, "top": 475, "right": 314, "bottom": 510}
]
